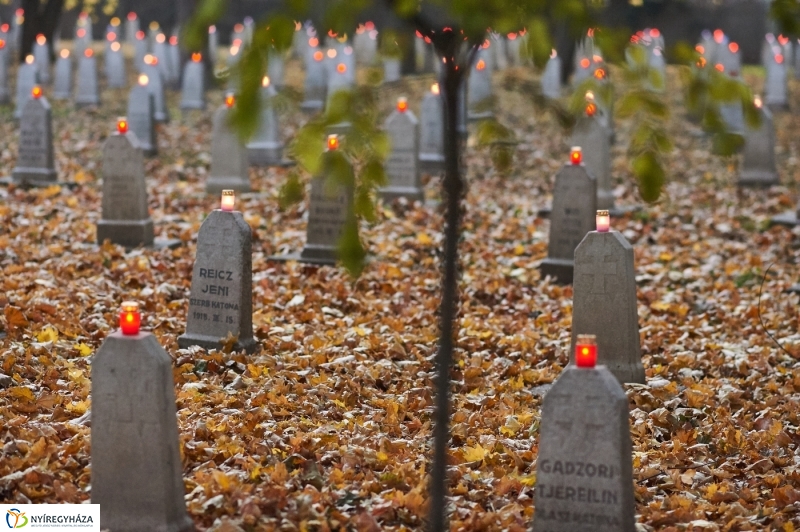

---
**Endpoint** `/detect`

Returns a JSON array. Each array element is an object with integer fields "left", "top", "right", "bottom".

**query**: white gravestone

[
  {"left": 32, "top": 38, "right": 50, "bottom": 83},
  {"left": 383, "top": 57, "right": 401, "bottom": 83},
  {"left": 571, "top": 230, "right": 645, "bottom": 384},
  {"left": 208, "top": 26, "right": 219, "bottom": 67},
  {"left": 152, "top": 35, "right": 173, "bottom": 87},
  {"left": 380, "top": 99, "right": 423, "bottom": 202},
  {"left": 134, "top": 32, "right": 148, "bottom": 70},
  {"left": 92, "top": 330, "right": 194, "bottom": 532},
  {"left": 15, "top": 59, "right": 38, "bottom": 119},
  {"left": 97, "top": 128, "right": 154, "bottom": 247},
  {"left": 0, "top": 42, "right": 10, "bottom": 104},
  {"left": 106, "top": 43, "right": 127, "bottom": 88},
  {"left": 540, "top": 161, "right": 597, "bottom": 284},
  {"left": 764, "top": 51, "right": 788, "bottom": 111},
  {"left": 180, "top": 56, "right": 206, "bottom": 111},
  {"left": 268, "top": 49, "right": 285, "bottom": 89},
  {"left": 570, "top": 115, "right": 614, "bottom": 211},
  {"left": 531, "top": 363, "right": 636, "bottom": 532},
  {"left": 128, "top": 77, "right": 157, "bottom": 156},
  {"left": 419, "top": 86, "right": 445, "bottom": 173},
  {"left": 178, "top": 209, "right": 258, "bottom": 353},
  {"left": 542, "top": 52, "right": 562, "bottom": 99},
  {"left": 53, "top": 50, "right": 72, "bottom": 99},
  {"left": 141, "top": 59, "right": 170, "bottom": 123},
  {"left": 207, "top": 100, "right": 250, "bottom": 194},
  {"left": 506, "top": 33, "right": 522, "bottom": 66},
  {"left": 739, "top": 103, "right": 779, "bottom": 187},
  {"left": 12, "top": 94, "right": 57, "bottom": 185},
  {"left": 75, "top": 52, "right": 101, "bottom": 108},
  {"left": 168, "top": 36, "right": 180, "bottom": 88},
  {"left": 247, "top": 78, "right": 284, "bottom": 166},
  {"left": 125, "top": 12, "right": 139, "bottom": 44},
  {"left": 467, "top": 48, "right": 493, "bottom": 120},
  {"left": 302, "top": 49, "right": 327, "bottom": 112}
]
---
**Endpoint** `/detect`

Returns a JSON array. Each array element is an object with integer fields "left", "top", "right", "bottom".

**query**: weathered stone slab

[
  {"left": 52, "top": 50, "right": 71, "bottom": 99},
  {"left": 299, "top": 174, "right": 353, "bottom": 264},
  {"left": 208, "top": 25, "right": 219, "bottom": 66},
  {"left": 178, "top": 209, "right": 257, "bottom": 353},
  {"left": 207, "top": 101, "right": 250, "bottom": 194},
  {"left": 531, "top": 364, "right": 636, "bottom": 532},
  {"left": 268, "top": 49, "right": 285, "bottom": 89},
  {"left": 32, "top": 38, "right": 50, "bottom": 83},
  {"left": 764, "top": 53, "right": 788, "bottom": 111},
  {"left": 75, "top": 52, "right": 101, "bottom": 108},
  {"left": 125, "top": 12, "right": 140, "bottom": 44},
  {"left": 419, "top": 86, "right": 444, "bottom": 172},
  {"left": 739, "top": 103, "right": 779, "bottom": 187},
  {"left": 134, "top": 32, "right": 148, "bottom": 70},
  {"left": 540, "top": 162, "right": 597, "bottom": 284},
  {"left": 467, "top": 48, "right": 493, "bottom": 120},
  {"left": 106, "top": 43, "right": 127, "bottom": 88},
  {"left": 92, "top": 331, "right": 194, "bottom": 532},
  {"left": 507, "top": 33, "right": 522, "bottom": 66},
  {"left": 168, "top": 36, "right": 181, "bottom": 88},
  {"left": 14, "top": 59, "right": 38, "bottom": 119},
  {"left": 383, "top": 57, "right": 401, "bottom": 83},
  {"left": 127, "top": 78, "right": 157, "bottom": 156},
  {"left": 380, "top": 100, "right": 423, "bottom": 202},
  {"left": 152, "top": 35, "right": 173, "bottom": 88},
  {"left": 354, "top": 25, "right": 378, "bottom": 65},
  {"left": 0, "top": 43, "right": 10, "bottom": 104},
  {"left": 97, "top": 131, "right": 154, "bottom": 247},
  {"left": 141, "top": 60, "right": 169, "bottom": 123},
  {"left": 571, "top": 230, "right": 645, "bottom": 384},
  {"left": 570, "top": 115, "right": 613, "bottom": 211},
  {"left": 302, "top": 49, "right": 327, "bottom": 112},
  {"left": 180, "top": 57, "right": 206, "bottom": 111},
  {"left": 247, "top": 79, "right": 283, "bottom": 166},
  {"left": 12, "top": 95, "right": 57, "bottom": 185}
]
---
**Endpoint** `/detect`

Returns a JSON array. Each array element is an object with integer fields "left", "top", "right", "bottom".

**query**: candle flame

[
  {"left": 327, "top": 134, "right": 339, "bottom": 151},
  {"left": 117, "top": 117, "right": 128, "bottom": 134},
  {"left": 60, "top": 49, "right": 69, "bottom": 58},
  {"left": 327, "top": 48, "right": 337, "bottom": 59},
  {"left": 36, "top": 34, "right": 46, "bottom": 45},
  {"left": 397, "top": 97, "right": 408, "bottom": 112},
  {"left": 431, "top": 83, "right": 440, "bottom": 95},
  {"left": 570, "top": 147, "right": 582, "bottom": 165},
  {"left": 111, "top": 41, "right": 121, "bottom": 52},
  {"left": 31, "top": 85, "right": 42, "bottom": 99},
  {"left": 313, "top": 50, "right": 324, "bottom": 61},
  {"left": 138, "top": 73, "right": 149, "bottom": 86},
  {"left": 262, "top": 75, "right": 270, "bottom": 87},
  {"left": 127, "top": 12, "right": 137, "bottom": 21},
  {"left": 192, "top": 52, "right": 202, "bottom": 62},
  {"left": 225, "top": 93, "right": 235, "bottom": 108},
  {"left": 336, "top": 62, "right": 346, "bottom": 74},
  {"left": 84, "top": 48, "right": 93, "bottom": 58},
  {"left": 25, "top": 54, "right": 34, "bottom": 64}
]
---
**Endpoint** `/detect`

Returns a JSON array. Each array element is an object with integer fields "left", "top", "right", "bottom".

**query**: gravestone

[
  {"left": 125, "top": 12, "right": 139, "bottom": 44},
  {"left": 530, "top": 362, "right": 636, "bottom": 532},
  {"left": 168, "top": 36, "right": 181, "bottom": 88},
  {"left": 180, "top": 55, "right": 206, "bottom": 111},
  {"left": 178, "top": 208, "right": 258, "bottom": 353},
  {"left": 467, "top": 48, "right": 493, "bottom": 120},
  {"left": 74, "top": 27, "right": 88, "bottom": 59},
  {"left": 649, "top": 47, "right": 666, "bottom": 91},
  {"left": 15, "top": 57, "right": 38, "bottom": 119},
  {"left": 268, "top": 48, "right": 285, "bottom": 89},
  {"left": 127, "top": 75, "right": 157, "bottom": 156},
  {"left": 571, "top": 229, "right": 645, "bottom": 384},
  {"left": 247, "top": 77, "right": 283, "bottom": 166},
  {"left": 764, "top": 51, "right": 788, "bottom": 111},
  {"left": 0, "top": 40, "right": 10, "bottom": 104},
  {"left": 142, "top": 57, "right": 169, "bottom": 123},
  {"left": 354, "top": 24, "right": 378, "bottom": 65},
  {"left": 106, "top": 42, "right": 126, "bottom": 88},
  {"left": 207, "top": 98, "right": 250, "bottom": 194},
  {"left": 491, "top": 36, "right": 508, "bottom": 71},
  {"left": 75, "top": 50, "right": 101, "bottom": 108},
  {"left": 243, "top": 17, "right": 254, "bottom": 45},
  {"left": 325, "top": 62, "right": 353, "bottom": 133},
  {"left": 542, "top": 51, "right": 562, "bottom": 99},
  {"left": 572, "top": 48, "right": 593, "bottom": 86},
  {"left": 226, "top": 46, "right": 241, "bottom": 90},
  {"left": 719, "top": 102, "right": 744, "bottom": 134},
  {"left": 32, "top": 37, "right": 50, "bottom": 83},
  {"left": 152, "top": 34, "right": 173, "bottom": 87},
  {"left": 12, "top": 92, "right": 57, "bottom": 185},
  {"left": 383, "top": 57, "right": 401, "bottom": 83},
  {"left": 540, "top": 158, "right": 597, "bottom": 284},
  {"left": 381, "top": 98, "right": 423, "bottom": 202},
  {"left": 302, "top": 49, "right": 327, "bottom": 111},
  {"left": 570, "top": 114, "right": 613, "bottom": 211},
  {"left": 738, "top": 102, "right": 779, "bottom": 187},
  {"left": 208, "top": 26, "right": 219, "bottom": 66},
  {"left": 97, "top": 123, "right": 154, "bottom": 247},
  {"left": 53, "top": 49, "right": 72, "bottom": 99},
  {"left": 271, "top": 137, "right": 354, "bottom": 265},
  {"left": 506, "top": 33, "right": 522, "bottom": 66},
  {"left": 419, "top": 84, "right": 445, "bottom": 173},
  {"left": 134, "top": 31, "right": 148, "bottom": 70},
  {"left": 761, "top": 34, "right": 775, "bottom": 68},
  {"left": 91, "top": 329, "right": 194, "bottom": 532}
]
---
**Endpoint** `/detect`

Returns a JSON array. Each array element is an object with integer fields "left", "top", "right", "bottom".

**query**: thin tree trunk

[
  {"left": 19, "top": 0, "right": 64, "bottom": 63},
  {"left": 428, "top": 46, "right": 464, "bottom": 532}
]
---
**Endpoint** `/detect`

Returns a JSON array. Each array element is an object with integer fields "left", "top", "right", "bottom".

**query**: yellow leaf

[
  {"left": 10, "top": 386, "right": 35, "bottom": 402},
  {"left": 519, "top": 474, "right": 536, "bottom": 486},
  {"left": 650, "top": 301, "right": 671, "bottom": 312},
  {"left": 509, "top": 375, "right": 524, "bottom": 391},
  {"left": 42, "top": 184, "right": 61, "bottom": 197},
  {"left": 659, "top": 252, "right": 673, "bottom": 261},
  {"left": 212, "top": 470, "right": 230, "bottom": 490},
  {"left": 376, "top": 451, "right": 388, "bottom": 461},
  {"left": 417, "top": 232, "right": 432, "bottom": 245},
  {"left": 66, "top": 400, "right": 88, "bottom": 414},
  {"left": 463, "top": 443, "right": 487, "bottom": 463},
  {"left": 36, "top": 326, "right": 59, "bottom": 343},
  {"left": 74, "top": 343, "right": 92, "bottom": 357},
  {"left": 513, "top": 244, "right": 525, "bottom": 256}
]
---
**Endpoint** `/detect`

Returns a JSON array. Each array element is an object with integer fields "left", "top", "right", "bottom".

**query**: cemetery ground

[{"left": 0, "top": 57, "right": 800, "bottom": 531}]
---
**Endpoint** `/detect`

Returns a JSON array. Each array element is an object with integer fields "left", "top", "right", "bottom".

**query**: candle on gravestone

[
  {"left": 209, "top": 25, "right": 216, "bottom": 34},
  {"left": 127, "top": 12, "right": 137, "bottom": 21},
  {"left": 327, "top": 48, "right": 337, "bottom": 59},
  {"left": 776, "top": 53, "right": 785, "bottom": 64},
  {"left": 110, "top": 17, "right": 120, "bottom": 27},
  {"left": 262, "top": 75, "right": 270, "bottom": 87},
  {"left": 431, "top": 83, "right": 440, "bottom": 95},
  {"left": 327, "top": 134, "right": 339, "bottom": 151},
  {"left": 309, "top": 37, "right": 319, "bottom": 47},
  {"left": 336, "top": 63, "right": 346, "bottom": 74},
  {"left": 117, "top": 117, "right": 128, "bottom": 134},
  {"left": 580, "top": 57, "right": 590, "bottom": 69},
  {"left": 596, "top": 209, "right": 610, "bottom": 232},
  {"left": 156, "top": 33, "right": 165, "bottom": 44},
  {"left": 149, "top": 21, "right": 159, "bottom": 31},
  {"left": 192, "top": 52, "right": 201, "bottom": 62},
  {"left": 169, "top": 36, "right": 177, "bottom": 46},
  {"left": 85, "top": 48, "right": 93, "bottom": 58},
  {"left": 138, "top": 73, "right": 148, "bottom": 86},
  {"left": 715, "top": 63, "right": 724, "bottom": 72},
  {"left": 119, "top": 301, "right": 141, "bottom": 335},
  {"left": 575, "top": 333, "right": 597, "bottom": 368},
  {"left": 77, "top": 29, "right": 85, "bottom": 38},
  {"left": 570, "top": 146, "right": 582, "bottom": 165},
  {"left": 111, "top": 42, "right": 120, "bottom": 52},
  {"left": 729, "top": 42, "right": 739, "bottom": 53},
  {"left": 36, "top": 34, "right": 45, "bottom": 45},
  {"left": 230, "top": 45, "right": 239, "bottom": 57},
  {"left": 550, "top": 49, "right": 557, "bottom": 58},
  {"left": 476, "top": 58, "right": 486, "bottom": 71},
  {"left": 107, "top": 31, "right": 116, "bottom": 41},
  {"left": 25, "top": 54, "right": 34, "bottom": 64},
  {"left": 60, "top": 49, "right": 68, "bottom": 58},
  {"left": 0, "top": 40, "right": 6, "bottom": 49},
  {"left": 225, "top": 92, "right": 235, "bottom": 108},
  {"left": 594, "top": 67, "right": 606, "bottom": 80},
  {"left": 220, "top": 189, "right": 235, "bottom": 211},
  {"left": 31, "top": 85, "right": 42, "bottom": 99},
  {"left": 397, "top": 97, "right": 408, "bottom": 113},
  {"left": 136, "top": 30, "right": 144, "bottom": 40},
  {"left": 313, "top": 50, "right": 324, "bottom": 62}
]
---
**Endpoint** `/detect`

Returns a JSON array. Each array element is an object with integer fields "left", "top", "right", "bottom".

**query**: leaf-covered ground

[{"left": 0, "top": 56, "right": 799, "bottom": 531}]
